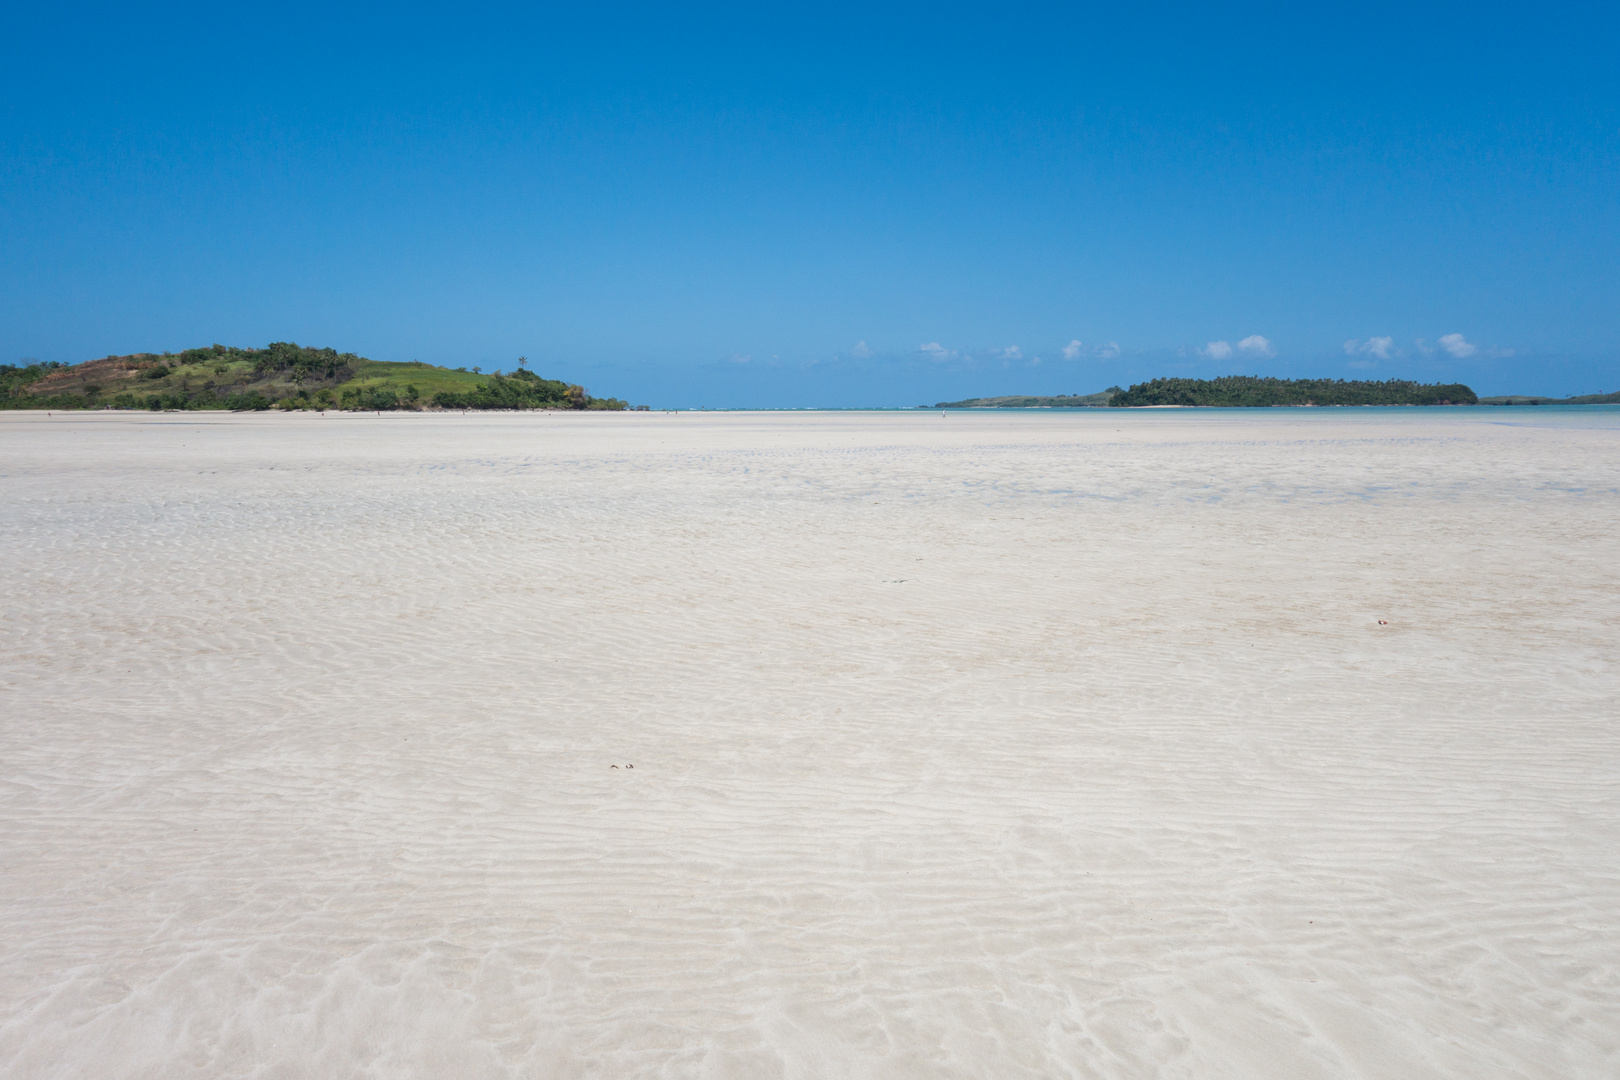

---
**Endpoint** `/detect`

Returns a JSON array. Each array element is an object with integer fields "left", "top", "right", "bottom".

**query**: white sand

[{"left": 2, "top": 407, "right": 1617, "bottom": 1079}]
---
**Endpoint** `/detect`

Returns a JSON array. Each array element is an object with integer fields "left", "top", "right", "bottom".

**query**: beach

[{"left": 2, "top": 406, "right": 1617, "bottom": 1078}]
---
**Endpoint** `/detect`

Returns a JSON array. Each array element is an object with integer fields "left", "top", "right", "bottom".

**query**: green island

[
  {"left": 0, "top": 343, "right": 636, "bottom": 412},
  {"left": 1108, "top": 377, "right": 1478, "bottom": 407},
  {"left": 927, "top": 378, "right": 1506, "bottom": 409}
]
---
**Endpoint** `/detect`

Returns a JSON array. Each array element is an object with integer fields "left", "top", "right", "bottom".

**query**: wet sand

[{"left": 2, "top": 407, "right": 1617, "bottom": 1078}]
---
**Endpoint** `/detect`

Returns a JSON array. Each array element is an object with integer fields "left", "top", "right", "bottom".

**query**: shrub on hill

[
  {"left": 250, "top": 342, "right": 359, "bottom": 383},
  {"left": 223, "top": 391, "right": 273, "bottom": 410},
  {"left": 1, "top": 361, "right": 64, "bottom": 401},
  {"left": 431, "top": 369, "right": 625, "bottom": 410}
]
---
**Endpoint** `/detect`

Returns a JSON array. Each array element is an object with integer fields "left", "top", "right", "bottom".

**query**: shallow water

[{"left": 2, "top": 408, "right": 1617, "bottom": 1078}]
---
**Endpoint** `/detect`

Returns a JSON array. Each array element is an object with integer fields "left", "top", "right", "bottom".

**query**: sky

[{"left": 2, "top": 1, "right": 1616, "bottom": 407}]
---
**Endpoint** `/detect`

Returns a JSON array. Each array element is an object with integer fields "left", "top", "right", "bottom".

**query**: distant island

[
  {"left": 1107, "top": 377, "right": 1478, "bottom": 407},
  {"left": 1478, "top": 391, "right": 1620, "bottom": 405},
  {"left": 0, "top": 344, "right": 636, "bottom": 412},
  {"left": 925, "top": 378, "right": 1496, "bottom": 409},
  {"left": 929, "top": 390, "right": 1120, "bottom": 408}
]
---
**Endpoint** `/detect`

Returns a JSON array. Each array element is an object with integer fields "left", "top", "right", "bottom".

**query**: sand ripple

[{"left": 2, "top": 408, "right": 1617, "bottom": 1078}]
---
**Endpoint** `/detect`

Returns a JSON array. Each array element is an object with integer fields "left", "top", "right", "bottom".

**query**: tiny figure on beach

[{"left": 1378, "top": 620, "right": 1388, "bottom": 625}]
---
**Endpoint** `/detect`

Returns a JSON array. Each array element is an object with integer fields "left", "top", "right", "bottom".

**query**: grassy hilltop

[{"left": 1, "top": 343, "right": 633, "bottom": 412}]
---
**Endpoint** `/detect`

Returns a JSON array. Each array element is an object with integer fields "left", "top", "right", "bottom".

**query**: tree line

[{"left": 1109, "top": 377, "right": 1478, "bottom": 407}]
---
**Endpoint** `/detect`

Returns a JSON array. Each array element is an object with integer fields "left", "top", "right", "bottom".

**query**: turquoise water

[{"left": 703, "top": 403, "right": 1620, "bottom": 423}]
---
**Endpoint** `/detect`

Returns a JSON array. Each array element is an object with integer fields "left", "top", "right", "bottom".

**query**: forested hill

[
  {"left": 1110, "top": 377, "right": 1477, "bottom": 407},
  {"left": 1, "top": 343, "right": 633, "bottom": 411}
]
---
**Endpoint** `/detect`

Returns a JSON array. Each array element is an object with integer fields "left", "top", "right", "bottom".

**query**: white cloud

[
  {"left": 1202, "top": 336, "right": 1272, "bottom": 361},
  {"left": 729, "top": 353, "right": 752, "bottom": 364},
  {"left": 919, "top": 342, "right": 956, "bottom": 362},
  {"left": 1236, "top": 334, "right": 1276, "bottom": 358},
  {"left": 1438, "top": 333, "right": 1477, "bottom": 358},
  {"left": 1344, "top": 336, "right": 1395, "bottom": 359},
  {"left": 998, "top": 345, "right": 1022, "bottom": 360},
  {"left": 1062, "top": 339, "right": 1083, "bottom": 360},
  {"left": 850, "top": 340, "right": 872, "bottom": 359},
  {"left": 1094, "top": 341, "right": 1121, "bottom": 359}
]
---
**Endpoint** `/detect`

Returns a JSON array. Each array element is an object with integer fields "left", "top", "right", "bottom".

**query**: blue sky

[{"left": 2, "top": 1, "right": 1616, "bottom": 406}]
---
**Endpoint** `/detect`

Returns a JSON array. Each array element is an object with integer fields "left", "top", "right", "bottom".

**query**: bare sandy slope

[{"left": 1, "top": 408, "right": 1617, "bottom": 1079}]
